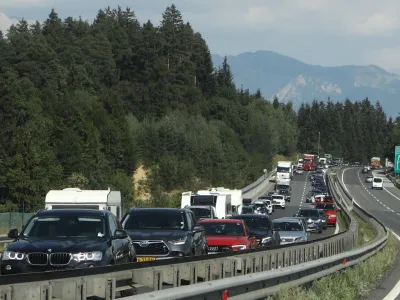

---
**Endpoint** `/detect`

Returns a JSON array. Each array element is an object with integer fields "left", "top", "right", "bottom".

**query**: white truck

[
  {"left": 181, "top": 190, "right": 232, "bottom": 219},
  {"left": 276, "top": 161, "right": 293, "bottom": 180},
  {"left": 45, "top": 187, "right": 122, "bottom": 220},
  {"left": 215, "top": 187, "right": 243, "bottom": 215}
]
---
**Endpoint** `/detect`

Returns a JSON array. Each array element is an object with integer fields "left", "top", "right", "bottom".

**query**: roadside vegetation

[
  {"left": 352, "top": 212, "right": 376, "bottom": 246},
  {"left": 0, "top": 3, "right": 398, "bottom": 213},
  {"left": 267, "top": 218, "right": 396, "bottom": 300}
]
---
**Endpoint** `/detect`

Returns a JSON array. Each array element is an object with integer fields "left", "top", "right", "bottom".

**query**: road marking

[
  {"left": 384, "top": 187, "right": 400, "bottom": 202},
  {"left": 342, "top": 169, "right": 400, "bottom": 300},
  {"left": 382, "top": 229, "right": 400, "bottom": 300}
]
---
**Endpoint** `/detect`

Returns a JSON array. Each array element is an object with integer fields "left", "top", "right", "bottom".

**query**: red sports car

[{"left": 200, "top": 219, "right": 258, "bottom": 253}]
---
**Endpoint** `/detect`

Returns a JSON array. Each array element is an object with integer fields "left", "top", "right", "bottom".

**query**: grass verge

[
  {"left": 267, "top": 210, "right": 396, "bottom": 300},
  {"left": 352, "top": 212, "right": 376, "bottom": 246},
  {"left": 337, "top": 210, "right": 349, "bottom": 231},
  {"left": 268, "top": 232, "right": 397, "bottom": 300}
]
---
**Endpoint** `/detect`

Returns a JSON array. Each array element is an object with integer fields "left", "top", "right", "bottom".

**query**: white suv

[
  {"left": 372, "top": 177, "right": 383, "bottom": 190},
  {"left": 271, "top": 194, "right": 285, "bottom": 209}
]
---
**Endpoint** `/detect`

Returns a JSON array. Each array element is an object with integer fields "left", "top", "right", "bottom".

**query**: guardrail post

[{"left": 0, "top": 286, "right": 11, "bottom": 299}]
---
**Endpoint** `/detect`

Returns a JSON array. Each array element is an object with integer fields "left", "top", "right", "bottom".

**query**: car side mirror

[
  {"left": 193, "top": 225, "right": 205, "bottom": 233},
  {"left": 112, "top": 229, "right": 128, "bottom": 239},
  {"left": 8, "top": 228, "right": 19, "bottom": 239}
]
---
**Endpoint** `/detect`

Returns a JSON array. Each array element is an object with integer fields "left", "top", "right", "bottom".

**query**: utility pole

[{"left": 318, "top": 131, "right": 320, "bottom": 157}]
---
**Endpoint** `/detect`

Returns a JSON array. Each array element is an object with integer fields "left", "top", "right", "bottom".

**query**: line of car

[{"left": 0, "top": 170, "right": 340, "bottom": 276}]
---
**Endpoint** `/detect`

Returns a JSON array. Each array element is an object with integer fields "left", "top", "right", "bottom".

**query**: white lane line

[
  {"left": 384, "top": 187, "right": 400, "bottom": 202},
  {"left": 342, "top": 169, "right": 400, "bottom": 300},
  {"left": 382, "top": 229, "right": 400, "bottom": 300}
]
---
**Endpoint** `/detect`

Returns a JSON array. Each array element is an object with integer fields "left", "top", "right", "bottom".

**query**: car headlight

[
  {"left": 261, "top": 237, "right": 271, "bottom": 243},
  {"left": 231, "top": 245, "right": 247, "bottom": 250},
  {"left": 168, "top": 236, "right": 187, "bottom": 245},
  {"left": 72, "top": 251, "right": 102, "bottom": 262},
  {"left": 2, "top": 251, "right": 24, "bottom": 260}
]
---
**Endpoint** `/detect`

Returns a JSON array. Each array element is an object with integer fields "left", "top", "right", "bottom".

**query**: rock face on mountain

[{"left": 212, "top": 51, "right": 400, "bottom": 117}]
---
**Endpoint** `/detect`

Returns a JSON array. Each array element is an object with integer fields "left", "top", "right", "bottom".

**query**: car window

[
  {"left": 202, "top": 222, "right": 245, "bottom": 236},
  {"left": 123, "top": 212, "right": 187, "bottom": 230},
  {"left": 273, "top": 221, "right": 302, "bottom": 231},
  {"left": 22, "top": 215, "right": 106, "bottom": 238},
  {"left": 108, "top": 214, "right": 118, "bottom": 235},
  {"left": 373, "top": 178, "right": 382, "bottom": 183}
]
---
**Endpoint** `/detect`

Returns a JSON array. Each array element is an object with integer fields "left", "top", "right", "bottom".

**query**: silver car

[{"left": 272, "top": 217, "right": 309, "bottom": 244}]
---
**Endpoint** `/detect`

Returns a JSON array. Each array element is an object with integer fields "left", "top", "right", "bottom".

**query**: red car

[
  {"left": 200, "top": 219, "right": 258, "bottom": 253},
  {"left": 314, "top": 202, "right": 340, "bottom": 226}
]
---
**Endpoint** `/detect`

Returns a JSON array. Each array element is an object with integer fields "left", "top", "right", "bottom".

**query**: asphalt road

[
  {"left": 339, "top": 167, "right": 400, "bottom": 300},
  {"left": 254, "top": 171, "right": 337, "bottom": 241}
]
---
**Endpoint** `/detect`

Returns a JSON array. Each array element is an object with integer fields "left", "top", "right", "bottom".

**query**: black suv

[
  {"left": 1, "top": 209, "right": 135, "bottom": 275},
  {"left": 121, "top": 208, "right": 207, "bottom": 261},
  {"left": 228, "top": 214, "right": 280, "bottom": 247}
]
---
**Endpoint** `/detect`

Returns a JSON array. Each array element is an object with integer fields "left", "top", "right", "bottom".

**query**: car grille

[
  {"left": 133, "top": 241, "right": 169, "bottom": 255},
  {"left": 27, "top": 253, "right": 48, "bottom": 265},
  {"left": 281, "top": 238, "right": 294, "bottom": 243},
  {"left": 50, "top": 253, "right": 71, "bottom": 266}
]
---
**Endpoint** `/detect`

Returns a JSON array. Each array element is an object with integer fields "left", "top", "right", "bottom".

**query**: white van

[{"left": 372, "top": 177, "right": 383, "bottom": 190}]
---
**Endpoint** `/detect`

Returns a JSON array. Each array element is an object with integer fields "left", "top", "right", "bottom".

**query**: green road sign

[{"left": 395, "top": 146, "right": 400, "bottom": 174}]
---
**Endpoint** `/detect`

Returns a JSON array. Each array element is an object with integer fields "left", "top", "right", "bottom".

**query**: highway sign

[{"left": 395, "top": 146, "right": 400, "bottom": 174}]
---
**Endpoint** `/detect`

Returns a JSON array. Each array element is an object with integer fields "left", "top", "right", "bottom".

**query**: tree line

[
  {"left": 297, "top": 99, "right": 399, "bottom": 163},
  {"left": 0, "top": 5, "right": 397, "bottom": 213}
]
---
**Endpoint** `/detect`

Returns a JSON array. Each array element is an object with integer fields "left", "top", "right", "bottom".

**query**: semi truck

[
  {"left": 371, "top": 157, "right": 381, "bottom": 168},
  {"left": 303, "top": 154, "right": 316, "bottom": 171},
  {"left": 276, "top": 161, "right": 293, "bottom": 180}
]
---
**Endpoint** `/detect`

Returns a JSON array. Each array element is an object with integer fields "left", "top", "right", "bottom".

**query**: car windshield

[
  {"left": 202, "top": 222, "right": 245, "bottom": 236},
  {"left": 242, "top": 206, "right": 253, "bottom": 213},
  {"left": 240, "top": 218, "right": 271, "bottom": 230},
  {"left": 373, "top": 178, "right": 382, "bottom": 182},
  {"left": 122, "top": 212, "right": 187, "bottom": 230},
  {"left": 273, "top": 221, "right": 303, "bottom": 231},
  {"left": 22, "top": 215, "right": 106, "bottom": 238},
  {"left": 190, "top": 208, "right": 211, "bottom": 219},
  {"left": 298, "top": 210, "right": 319, "bottom": 217},
  {"left": 272, "top": 195, "right": 283, "bottom": 200},
  {"left": 316, "top": 204, "right": 335, "bottom": 210},
  {"left": 254, "top": 204, "right": 266, "bottom": 211}
]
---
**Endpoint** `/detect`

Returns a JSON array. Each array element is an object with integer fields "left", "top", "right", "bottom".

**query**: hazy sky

[{"left": 1, "top": 0, "right": 400, "bottom": 73}]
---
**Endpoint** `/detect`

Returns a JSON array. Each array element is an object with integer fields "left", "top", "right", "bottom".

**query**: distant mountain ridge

[{"left": 212, "top": 51, "right": 400, "bottom": 117}]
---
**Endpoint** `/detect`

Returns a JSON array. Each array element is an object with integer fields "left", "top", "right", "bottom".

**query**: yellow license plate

[{"left": 137, "top": 257, "right": 156, "bottom": 262}]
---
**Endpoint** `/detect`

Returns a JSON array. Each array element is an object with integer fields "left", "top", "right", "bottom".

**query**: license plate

[
  {"left": 137, "top": 257, "right": 156, "bottom": 262},
  {"left": 208, "top": 247, "right": 219, "bottom": 252}
]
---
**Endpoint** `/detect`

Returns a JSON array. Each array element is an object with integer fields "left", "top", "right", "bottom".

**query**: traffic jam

[{"left": 1, "top": 154, "right": 340, "bottom": 275}]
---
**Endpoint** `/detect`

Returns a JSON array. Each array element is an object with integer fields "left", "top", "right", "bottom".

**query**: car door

[
  {"left": 108, "top": 214, "right": 126, "bottom": 264},
  {"left": 270, "top": 218, "right": 280, "bottom": 245},
  {"left": 187, "top": 212, "right": 202, "bottom": 255}
]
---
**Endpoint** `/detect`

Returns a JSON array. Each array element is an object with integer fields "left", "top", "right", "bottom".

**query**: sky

[{"left": 1, "top": 0, "right": 400, "bottom": 73}]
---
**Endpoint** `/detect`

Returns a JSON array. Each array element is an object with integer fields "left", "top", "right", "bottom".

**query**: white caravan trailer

[
  {"left": 45, "top": 188, "right": 122, "bottom": 220},
  {"left": 181, "top": 190, "right": 232, "bottom": 219},
  {"left": 215, "top": 187, "right": 243, "bottom": 215}
]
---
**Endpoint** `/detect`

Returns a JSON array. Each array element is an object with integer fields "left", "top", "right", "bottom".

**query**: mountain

[{"left": 212, "top": 51, "right": 400, "bottom": 117}]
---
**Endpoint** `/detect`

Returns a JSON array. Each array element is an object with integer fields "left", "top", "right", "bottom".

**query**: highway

[
  {"left": 340, "top": 167, "right": 400, "bottom": 300},
  {"left": 253, "top": 171, "right": 338, "bottom": 241}
]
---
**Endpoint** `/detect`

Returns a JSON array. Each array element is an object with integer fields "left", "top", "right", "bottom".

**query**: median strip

[{"left": 266, "top": 216, "right": 396, "bottom": 300}]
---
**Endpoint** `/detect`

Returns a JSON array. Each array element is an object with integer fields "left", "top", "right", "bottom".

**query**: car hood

[
  {"left": 206, "top": 236, "right": 249, "bottom": 246},
  {"left": 6, "top": 237, "right": 108, "bottom": 253},
  {"left": 324, "top": 210, "right": 336, "bottom": 215},
  {"left": 248, "top": 229, "right": 273, "bottom": 239},
  {"left": 126, "top": 230, "right": 187, "bottom": 241},
  {"left": 278, "top": 231, "right": 306, "bottom": 238}
]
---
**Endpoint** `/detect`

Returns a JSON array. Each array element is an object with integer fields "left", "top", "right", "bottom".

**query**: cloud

[
  {"left": 0, "top": 0, "right": 49, "bottom": 7},
  {"left": 0, "top": 11, "right": 18, "bottom": 32},
  {"left": 365, "top": 47, "right": 400, "bottom": 70},
  {"left": 350, "top": 13, "right": 400, "bottom": 36}
]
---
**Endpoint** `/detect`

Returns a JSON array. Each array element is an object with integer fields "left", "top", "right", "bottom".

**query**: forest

[{"left": 0, "top": 5, "right": 398, "bottom": 212}]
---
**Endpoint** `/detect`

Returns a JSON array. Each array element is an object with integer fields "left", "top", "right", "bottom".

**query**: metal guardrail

[
  {"left": 387, "top": 174, "right": 400, "bottom": 189},
  {"left": 0, "top": 169, "right": 359, "bottom": 299},
  {"left": 0, "top": 167, "right": 387, "bottom": 299},
  {"left": 241, "top": 169, "right": 277, "bottom": 197}
]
